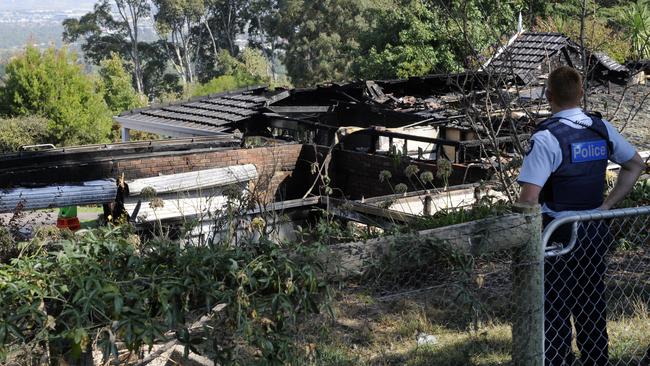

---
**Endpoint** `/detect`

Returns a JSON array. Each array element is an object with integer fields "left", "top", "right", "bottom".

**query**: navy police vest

[{"left": 535, "top": 113, "right": 612, "bottom": 212}]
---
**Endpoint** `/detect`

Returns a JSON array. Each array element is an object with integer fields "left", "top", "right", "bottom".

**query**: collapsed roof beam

[{"left": 267, "top": 105, "right": 336, "bottom": 114}]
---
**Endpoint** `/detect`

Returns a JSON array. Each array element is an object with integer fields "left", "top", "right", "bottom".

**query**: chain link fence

[
  {"left": 543, "top": 206, "right": 650, "bottom": 366},
  {"left": 307, "top": 204, "right": 649, "bottom": 365}
]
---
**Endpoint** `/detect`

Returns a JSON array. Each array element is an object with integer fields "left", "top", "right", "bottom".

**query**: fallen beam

[{"left": 325, "top": 210, "right": 537, "bottom": 279}]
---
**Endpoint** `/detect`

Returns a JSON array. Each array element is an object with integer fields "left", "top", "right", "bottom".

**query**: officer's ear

[
  {"left": 545, "top": 88, "right": 553, "bottom": 103},
  {"left": 576, "top": 88, "right": 584, "bottom": 103}
]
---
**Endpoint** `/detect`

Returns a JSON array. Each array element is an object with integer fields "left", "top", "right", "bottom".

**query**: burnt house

[{"left": 111, "top": 71, "right": 532, "bottom": 166}]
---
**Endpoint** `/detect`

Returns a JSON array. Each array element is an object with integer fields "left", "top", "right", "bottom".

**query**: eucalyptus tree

[
  {"left": 63, "top": 0, "right": 151, "bottom": 94},
  {"left": 263, "top": 0, "right": 369, "bottom": 86},
  {"left": 153, "top": 0, "right": 206, "bottom": 84}
]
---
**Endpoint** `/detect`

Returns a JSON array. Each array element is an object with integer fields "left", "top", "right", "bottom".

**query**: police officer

[{"left": 517, "top": 66, "right": 645, "bottom": 366}]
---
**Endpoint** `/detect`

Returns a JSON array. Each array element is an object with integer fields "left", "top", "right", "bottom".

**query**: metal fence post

[{"left": 512, "top": 203, "right": 544, "bottom": 366}]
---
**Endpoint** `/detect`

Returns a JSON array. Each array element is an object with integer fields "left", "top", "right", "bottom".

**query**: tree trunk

[
  {"left": 579, "top": 0, "right": 588, "bottom": 109},
  {"left": 204, "top": 18, "right": 219, "bottom": 64},
  {"left": 133, "top": 43, "right": 144, "bottom": 94}
]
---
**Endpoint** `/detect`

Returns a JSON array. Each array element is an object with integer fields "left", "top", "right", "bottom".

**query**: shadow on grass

[{"left": 365, "top": 334, "right": 512, "bottom": 366}]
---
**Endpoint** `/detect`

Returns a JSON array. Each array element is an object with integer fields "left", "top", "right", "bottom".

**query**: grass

[
  {"left": 292, "top": 277, "right": 649, "bottom": 365},
  {"left": 296, "top": 251, "right": 650, "bottom": 366},
  {"left": 294, "top": 289, "right": 513, "bottom": 366}
]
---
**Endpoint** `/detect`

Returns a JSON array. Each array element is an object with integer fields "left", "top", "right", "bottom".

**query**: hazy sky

[{"left": 0, "top": 0, "right": 96, "bottom": 11}]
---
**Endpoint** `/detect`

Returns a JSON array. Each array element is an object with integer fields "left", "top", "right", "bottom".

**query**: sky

[{"left": 0, "top": 0, "right": 96, "bottom": 11}]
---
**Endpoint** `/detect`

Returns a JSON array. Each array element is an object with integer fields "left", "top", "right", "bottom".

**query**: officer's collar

[{"left": 552, "top": 107, "right": 583, "bottom": 120}]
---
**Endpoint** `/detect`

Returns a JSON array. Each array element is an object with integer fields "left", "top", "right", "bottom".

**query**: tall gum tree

[
  {"left": 153, "top": 0, "right": 206, "bottom": 84},
  {"left": 63, "top": 0, "right": 151, "bottom": 94}
]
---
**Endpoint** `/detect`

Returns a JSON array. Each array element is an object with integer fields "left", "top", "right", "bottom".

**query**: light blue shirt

[{"left": 518, "top": 108, "right": 637, "bottom": 216}]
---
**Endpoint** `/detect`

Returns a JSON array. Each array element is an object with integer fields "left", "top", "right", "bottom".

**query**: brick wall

[
  {"left": 114, "top": 143, "right": 320, "bottom": 201},
  {"left": 0, "top": 143, "right": 319, "bottom": 201}
]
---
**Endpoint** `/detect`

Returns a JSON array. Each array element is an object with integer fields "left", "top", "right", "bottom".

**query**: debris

[{"left": 416, "top": 332, "right": 438, "bottom": 346}]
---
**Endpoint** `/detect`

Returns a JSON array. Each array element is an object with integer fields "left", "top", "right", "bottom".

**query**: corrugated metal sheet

[
  {"left": 0, "top": 180, "right": 117, "bottom": 213},
  {"left": 369, "top": 187, "right": 505, "bottom": 216},
  {"left": 128, "top": 165, "right": 258, "bottom": 196}
]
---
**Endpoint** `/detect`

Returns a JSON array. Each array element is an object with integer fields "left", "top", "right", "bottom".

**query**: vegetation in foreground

[{"left": 0, "top": 223, "right": 331, "bottom": 364}]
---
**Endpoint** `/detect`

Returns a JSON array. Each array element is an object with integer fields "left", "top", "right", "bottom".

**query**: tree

[
  {"left": 99, "top": 53, "right": 147, "bottom": 114},
  {"left": 618, "top": 0, "right": 650, "bottom": 60},
  {"left": 0, "top": 47, "right": 113, "bottom": 146},
  {"left": 355, "top": 0, "right": 461, "bottom": 79},
  {"left": 207, "top": 0, "right": 250, "bottom": 56},
  {"left": 190, "top": 48, "right": 270, "bottom": 96},
  {"left": 63, "top": 0, "right": 151, "bottom": 94},
  {"left": 265, "top": 0, "right": 369, "bottom": 86},
  {"left": 190, "top": 0, "right": 252, "bottom": 81},
  {"left": 153, "top": 0, "right": 206, "bottom": 84}
]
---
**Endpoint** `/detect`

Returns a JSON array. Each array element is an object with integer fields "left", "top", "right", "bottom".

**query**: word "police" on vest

[{"left": 571, "top": 140, "right": 608, "bottom": 163}]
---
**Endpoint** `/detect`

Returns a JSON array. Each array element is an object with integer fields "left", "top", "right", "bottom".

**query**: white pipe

[
  {"left": 0, "top": 180, "right": 117, "bottom": 213},
  {"left": 128, "top": 165, "right": 258, "bottom": 196}
]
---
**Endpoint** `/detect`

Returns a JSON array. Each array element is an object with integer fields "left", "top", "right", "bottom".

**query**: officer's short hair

[{"left": 547, "top": 66, "right": 582, "bottom": 107}]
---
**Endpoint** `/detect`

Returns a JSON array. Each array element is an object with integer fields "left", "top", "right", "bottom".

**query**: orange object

[{"left": 57, "top": 217, "right": 81, "bottom": 231}]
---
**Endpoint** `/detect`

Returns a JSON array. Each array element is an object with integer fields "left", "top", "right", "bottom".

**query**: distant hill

[{"left": 0, "top": 0, "right": 96, "bottom": 11}]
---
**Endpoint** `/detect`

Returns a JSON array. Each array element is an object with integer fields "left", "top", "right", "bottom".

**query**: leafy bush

[
  {"left": 535, "top": 15, "right": 631, "bottom": 63},
  {"left": 0, "top": 227, "right": 17, "bottom": 263},
  {"left": 190, "top": 49, "right": 271, "bottom": 98},
  {"left": 617, "top": 0, "right": 650, "bottom": 60},
  {"left": 0, "top": 225, "right": 330, "bottom": 364},
  {"left": 0, "top": 46, "right": 113, "bottom": 146},
  {"left": 620, "top": 178, "right": 650, "bottom": 207},
  {"left": 0, "top": 116, "right": 50, "bottom": 153},
  {"left": 410, "top": 195, "right": 511, "bottom": 232},
  {"left": 190, "top": 74, "right": 260, "bottom": 97}
]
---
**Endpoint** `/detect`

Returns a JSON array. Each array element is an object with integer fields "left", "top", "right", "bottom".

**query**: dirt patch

[{"left": 588, "top": 83, "right": 650, "bottom": 151}]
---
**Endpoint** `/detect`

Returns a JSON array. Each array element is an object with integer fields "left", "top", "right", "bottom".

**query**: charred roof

[
  {"left": 114, "top": 87, "right": 276, "bottom": 137},
  {"left": 484, "top": 31, "right": 629, "bottom": 85}
]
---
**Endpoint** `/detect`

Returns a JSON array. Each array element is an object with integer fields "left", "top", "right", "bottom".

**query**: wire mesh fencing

[
  {"left": 318, "top": 204, "right": 545, "bottom": 365},
  {"left": 543, "top": 206, "right": 650, "bottom": 366},
  {"left": 316, "top": 204, "right": 649, "bottom": 365}
]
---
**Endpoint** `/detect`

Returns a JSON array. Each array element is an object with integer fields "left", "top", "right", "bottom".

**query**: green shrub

[
  {"left": 0, "top": 225, "right": 330, "bottom": 363},
  {"left": 535, "top": 15, "right": 630, "bottom": 63},
  {"left": 0, "top": 116, "right": 50, "bottom": 153},
  {"left": 190, "top": 49, "right": 271, "bottom": 98},
  {"left": 620, "top": 178, "right": 650, "bottom": 207},
  {"left": 190, "top": 74, "right": 259, "bottom": 97},
  {"left": 0, "top": 227, "right": 17, "bottom": 263},
  {"left": 0, "top": 46, "right": 113, "bottom": 146}
]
